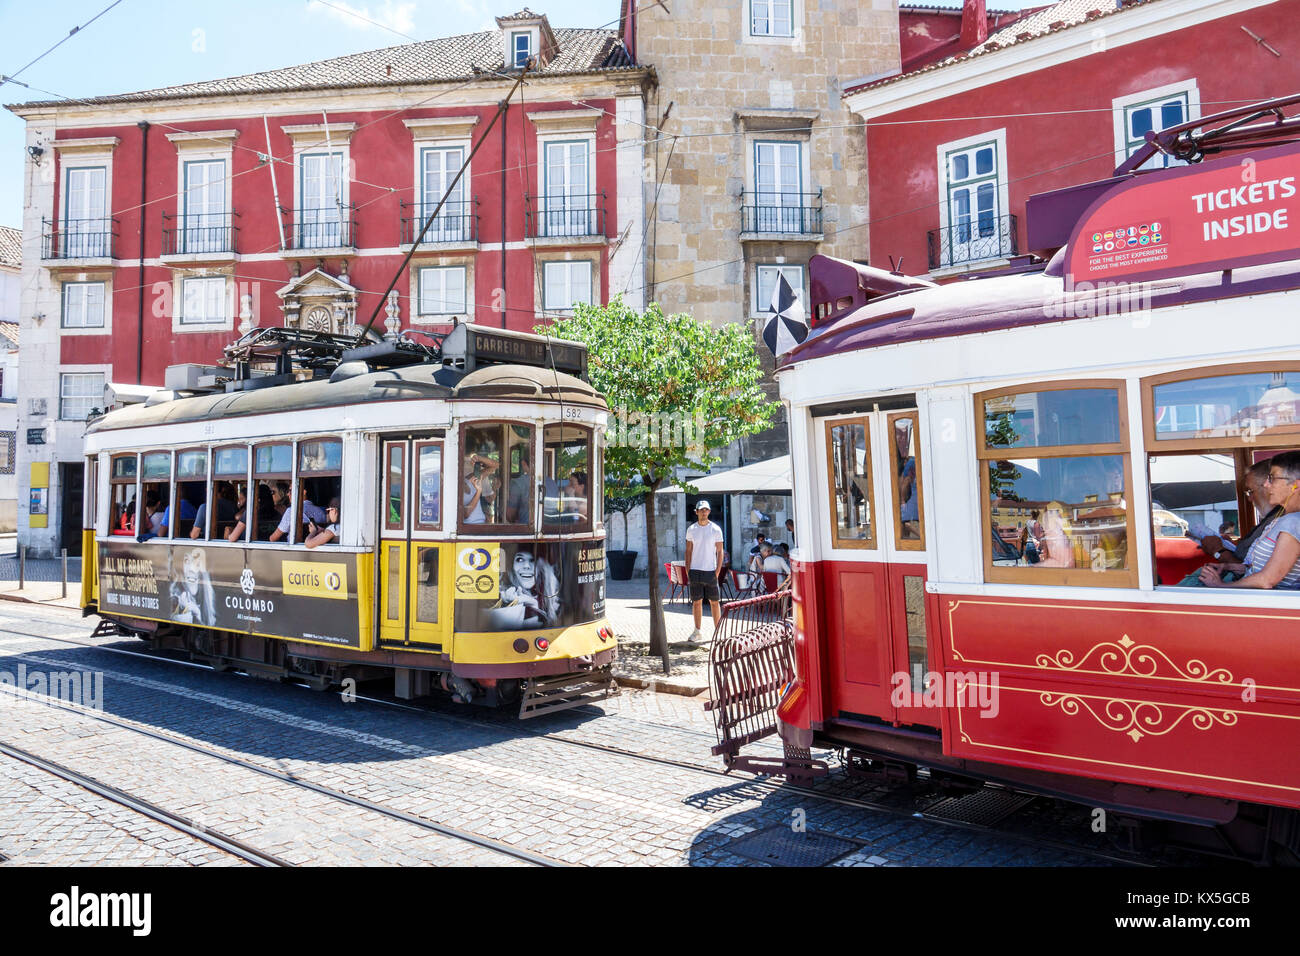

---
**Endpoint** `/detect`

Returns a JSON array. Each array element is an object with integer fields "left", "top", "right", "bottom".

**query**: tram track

[
  {"left": 0, "top": 739, "right": 292, "bottom": 867},
  {"left": 0, "top": 638, "right": 568, "bottom": 867},
  {"left": 1, "top": 625, "right": 1166, "bottom": 866}
]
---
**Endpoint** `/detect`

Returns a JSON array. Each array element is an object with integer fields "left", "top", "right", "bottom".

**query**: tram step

[{"left": 519, "top": 668, "right": 618, "bottom": 719}]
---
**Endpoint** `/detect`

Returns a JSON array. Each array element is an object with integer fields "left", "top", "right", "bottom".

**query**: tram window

[
  {"left": 1146, "top": 367, "right": 1300, "bottom": 450},
  {"left": 297, "top": 440, "right": 342, "bottom": 545},
  {"left": 414, "top": 441, "right": 442, "bottom": 531},
  {"left": 110, "top": 454, "right": 138, "bottom": 537},
  {"left": 889, "top": 412, "right": 924, "bottom": 549},
  {"left": 175, "top": 450, "right": 206, "bottom": 539},
  {"left": 253, "top": 443, "right": 292, "bottom": 541},
  {"left": 460, "top": 423, "right": 532, "bottom": 530},
  {"left": 140, "top": 452, "right": 172, "bottom": 539},
  {"left": 542, "top": 424, "right": 591, "bottom": 530},
  {"left": 825, "top": 418, "right": 874, "bottom": 548},
  {"left": 976, "top": 382, "right": 1134, "bottom": 587},
  {"left": 213, "top": 446, "right": 249, "bottom": 541},
  {"left": 385, "top": 444, "right": 404, "bottom": 531}
]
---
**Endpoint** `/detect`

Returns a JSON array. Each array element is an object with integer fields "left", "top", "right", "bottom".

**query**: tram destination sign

[
  {"left": 465, "top": 328, "right": 586, "bottom": 376},
  {"left": 97, "top": 541, "right": 362, "bottom": 648},
  {"left": 1064, "top": 140, "right": 1300, "bottom": 285}
]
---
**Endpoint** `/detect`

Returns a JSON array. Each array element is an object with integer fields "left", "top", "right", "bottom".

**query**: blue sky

[{"left": 0, "top": 0, "right": 1045, "bottom": 229}]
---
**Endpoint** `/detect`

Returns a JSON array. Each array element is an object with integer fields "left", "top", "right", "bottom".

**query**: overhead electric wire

[{"left": 0, "top": 0, "right": 127, "bottom": 89}]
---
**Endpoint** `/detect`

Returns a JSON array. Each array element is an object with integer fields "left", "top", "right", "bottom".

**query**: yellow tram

[{"left": 80, "top": 324, "right": 615, "bottom": 716}]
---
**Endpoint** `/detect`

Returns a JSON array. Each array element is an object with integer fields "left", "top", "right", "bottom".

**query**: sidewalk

[
  {"left": 0, "top": 549, "right": 83, "bottom": 609},
  {"left": 604, "top": 575, "right": 718, "bottom": 696}
]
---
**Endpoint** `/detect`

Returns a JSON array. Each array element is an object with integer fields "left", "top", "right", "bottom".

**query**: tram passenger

[
  {"left": 506, "top": 454, "right": 532, "bottom": 523},
  {"left": 1199, "top": 452, "right": 1300, "bottom": 589},
  {"left": 225, "top": 487, "right": 251, "bottom": 542},
  {"left": 304, "top": 499, "right": 341, "bottom": 549},
  {"left": 568, "top": 471, "right": 589, "bottom": 517},
  {"left": 157, "top": 495, "right": 197, "bottom": 539},
  {"left": 191, "top": 481, "right": 237, "bottom": 540},
  {"left": 1194, "top": 460, "right": 1279, "bottom": 562},
  {"left": 271, "top": 486, "right": 325, "bottom": 543},
  {"left": 114, "top": 498, "right": 136, "bottom": 535},
  {"left": 462, "top": 450, "right": 499, "bottom": 525}
]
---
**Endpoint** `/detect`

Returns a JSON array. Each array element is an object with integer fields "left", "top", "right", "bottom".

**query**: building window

[
  {"left": 543, "top": 261, "right": 592, "bottom": 312},
  {"left": 542, "top": 140, "right": 594, "bottom": 237},
  {"left": 751, "top": 0, "right": 793, "bottom": 36},
  {"left": 751, "top": 141, "right": 809, "bottom": 233},
  {"left": 511, "top": 31, "right": 532, "bottom": 68},
  {"left": 60, "top": 372, "right": 103, "bottom": 421},
  {"left": 1114, "top": 82, "right": 1197, "bottom": 170},
  {"left": 180, "top": 276, "right": 227, "bottom": 325},
  {"left": 754, "top": 264, "right": 804, "bottom": 317},
  {"left": 181, "top": 158, "right": 227, "bottom": 253},
  {"left": 61, "top": 281, "right": 105, "bottom": 329},
  {"left": 63, "top": 165, "right": 109, "bottom": 258},
  {"left": 934, "top": 131, "right": 1012, "bottom": 269},
  {"left": 420, "top": 145, "right": 468, "bottom": 242},
  {"left": 417, "top": 266, "right": 467, "bottom": 317},
  {"left": 298, "top": 151, "right": 346, "bottom": 248}
]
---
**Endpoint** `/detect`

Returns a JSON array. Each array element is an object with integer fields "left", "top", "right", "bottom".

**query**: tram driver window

[
  {"left": 890, "top": 412, "right": 925, "bottom": 549},
  {"left": 110, "top": 455, "right": 138, "bottom": 536},
  {"left": 826, "top": 418, "right": 874, "bottom": 548},
  {"left": 253, "top": 443, "right": 291, "bottom": 541},
  {"left": 542, "top": 424, "right": 591, "bottom": 530},
  {"left": 174, "top": 450, "right": 206, "bottom": 539},
  {"left": 296, "top": 439, "right": 342, "bottom": 544},
  {"left": 977, "top": 384, "right": 1135, "bottom": 586},
  {"left": 140, "top": 452, "right": 172, "bottom": 539},
  {"left": 461, "top": 423, "right": 533, "bottom": 530}
]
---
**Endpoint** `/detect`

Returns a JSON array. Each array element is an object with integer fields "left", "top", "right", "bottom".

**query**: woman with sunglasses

[{"left": 1199, "top": 451, "right": 1300, "bottom": 589}]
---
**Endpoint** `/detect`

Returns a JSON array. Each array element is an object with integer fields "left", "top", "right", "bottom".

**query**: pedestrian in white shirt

[{"left": 684, "top": 499, "right": 724, "bottom": 643}]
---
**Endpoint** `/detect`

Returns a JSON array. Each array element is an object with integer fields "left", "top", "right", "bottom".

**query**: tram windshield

[
  {"left": 542, "top": 424, "right": 591, "bottom": 529},
  {"left": 461, "top": 423, "right": 532, "bottom": 530}
]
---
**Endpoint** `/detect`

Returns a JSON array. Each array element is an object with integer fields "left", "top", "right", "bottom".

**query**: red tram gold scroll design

[
  {"left": 1034, "top": 634, "right": 1235, "bottom": 686},
  {"left": 1038, "top": 690, "right": 1238, "bottom": 743}
]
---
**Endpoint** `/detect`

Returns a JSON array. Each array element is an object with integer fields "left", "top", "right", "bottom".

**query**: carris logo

[{"left": 458, "top": 548, "right": 492, "bottom": 572}]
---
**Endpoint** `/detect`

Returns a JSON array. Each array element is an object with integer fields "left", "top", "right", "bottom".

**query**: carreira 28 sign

[{"left": 1065, "top": 141, "right": 1300, "bottom": 284}]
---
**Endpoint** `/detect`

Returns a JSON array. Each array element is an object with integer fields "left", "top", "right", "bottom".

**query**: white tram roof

[{"left": 87, "top": 361, "right": 606, "bottom": 435}]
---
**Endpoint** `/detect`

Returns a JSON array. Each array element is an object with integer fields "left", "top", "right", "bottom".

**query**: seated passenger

[
  {"left": 1194, "top": 459, "right": 1280, "bottom": 562},
  {"left": 1200, "top": 452, "right": 1300, "bottom": 589},
  {"left": 761, "top": 542, "right": 792, "bottom": 587},
  {"left": 114, "top": 499, "right": 136, "bottom": 536},
  {"left": 305, "top": 499, "right": 340, "bottom": 549},
  {"left": 271, "top": 493, "right": 325, "bottom": 542},
  {"left": 192, "top": 481, "right": 238, "bottom": 540},
  {"left": 157, "top": 495, "right": 196, "bottom": 538}
]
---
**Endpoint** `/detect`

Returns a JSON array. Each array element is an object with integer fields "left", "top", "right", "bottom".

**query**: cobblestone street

[{"left": 0, "top": 601, "right": 1197, "bottom": 868}]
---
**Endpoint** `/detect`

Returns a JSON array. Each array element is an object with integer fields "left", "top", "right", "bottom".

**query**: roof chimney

[{"left": 961, "top": 0, "right": 989, "bottom": 48}]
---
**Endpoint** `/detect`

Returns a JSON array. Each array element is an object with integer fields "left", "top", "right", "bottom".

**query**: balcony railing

[
  {"left": 740, "top": 190, "right": 823, "bottom": 236},
  {"left": 928, "top": 213, "right": 1019, "bottom": 270},
  {"left": 400, "top": 199, "right": 478, "bottom": 246},
  {"left": 285, "top": 205, "right": 356, "bottom": 250},
  {"left": 41, "top": 217, "right": 118, "bottom": 260},
  {"left": 162, "top": 211, "right": 238, "bottom": 256},
  {"left": 525, "top": 191, "right": 606, "bottom": 239}
]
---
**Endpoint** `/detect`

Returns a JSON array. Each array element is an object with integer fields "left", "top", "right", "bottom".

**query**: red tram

[{"left": 770, "top": 95, "right": 1300, "bottom": 860}]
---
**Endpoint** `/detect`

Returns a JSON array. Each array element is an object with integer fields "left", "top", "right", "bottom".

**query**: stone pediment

[{"left": 276, "top": 266, "right": 356, "bottom": 299}]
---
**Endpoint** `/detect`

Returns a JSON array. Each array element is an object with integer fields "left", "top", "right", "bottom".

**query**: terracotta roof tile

[
  {"left": 0, "top": 226, "right": 19, "bottom": 269},
  {"left": 847, "top": 0, "right": 1167, "bottom": 97},
  {"left": 7, "top": 26, "right": 634, "bottom": 110},
  {"left": 0, "top": 322, "right": 19, "bottom": 347}
]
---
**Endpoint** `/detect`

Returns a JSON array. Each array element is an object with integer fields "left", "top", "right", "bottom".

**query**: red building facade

[
  {"left": 846, "top": 0, "right": 1299, "bottom": 279},
  {"left": 10, "top": 10, "right": 651, "bottom": 555}
]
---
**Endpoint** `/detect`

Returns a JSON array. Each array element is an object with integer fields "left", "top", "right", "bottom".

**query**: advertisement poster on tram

[
  {"left": 97, "top": 542, "right": 362, "bottom": 648},
  {"left": 1065, "top": 140, "right": 1300, "bottom": 284},
  {"left": 454, "top": 541, "right": 606, "bottom": 633}
]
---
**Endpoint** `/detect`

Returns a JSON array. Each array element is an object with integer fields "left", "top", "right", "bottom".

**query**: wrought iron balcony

[
  {"left": 161, "top": 211, "right": 238, "bottom": 256},
  {"left": 525, "top": 191, "right": 606, "bottom": 239},
  {"left": 40, "top": 217, "right": 118, "bottom": 260},
  {"left": 740, "top": 190, "right": 823, "bottom": 236},
  {"left": 400, "top": 199, "right": 479, "bottom": 246},
  {"left": 928, "top": 213, "right": 1019, "bottom": 270},
  {"left": 285, "top": 205, "right": 356, "bottom": 251}
]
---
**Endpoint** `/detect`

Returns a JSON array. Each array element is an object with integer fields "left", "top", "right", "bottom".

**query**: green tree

[{"left": 540, "top": 297, "right": 775, "bottom": 670}]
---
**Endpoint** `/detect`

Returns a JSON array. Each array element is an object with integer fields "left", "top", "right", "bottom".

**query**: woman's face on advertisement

[
  {"left": 183, "top": 550, "right": 203, "bottom": 593},
  {"left": 513, "top": 551, "right": 536, "bottom": 588}
]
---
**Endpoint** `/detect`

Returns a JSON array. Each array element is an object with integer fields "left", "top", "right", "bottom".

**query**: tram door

[
  {"left": 378, "top": 437, "right": 452, "bottom": 649},
  {"left": 818, "top": 406, "right": 938, "bottom": 729}
]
